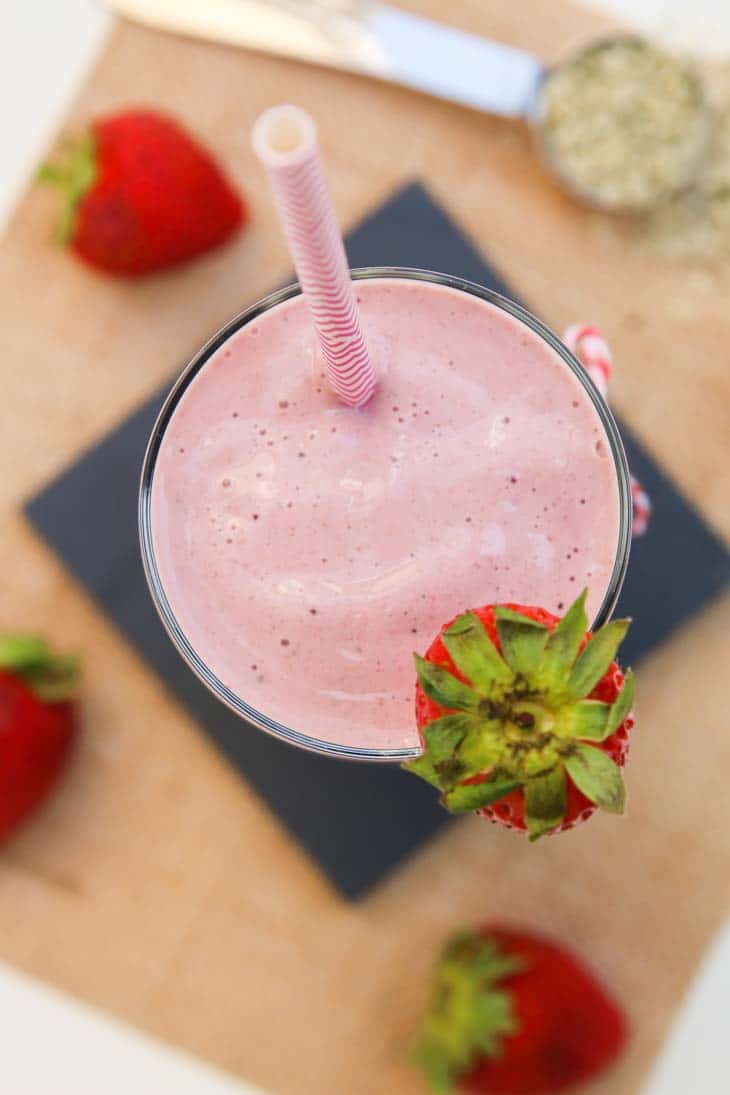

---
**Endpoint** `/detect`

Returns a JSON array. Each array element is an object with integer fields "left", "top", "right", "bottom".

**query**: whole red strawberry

[
  {"left": 0, "top": 636, "right": 79, "bottom": 841},
  {"left": 404, "top": 591, "right": 634, "bottom": 840},
  {"left": 413, "top": 926, "right": 628, "bottom": 1093},
  {"left": 39, "top": 109, "right": 245, "bottom": 276}
]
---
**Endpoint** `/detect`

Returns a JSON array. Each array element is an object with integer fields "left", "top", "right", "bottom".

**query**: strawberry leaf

[
  {"left": 422, "top": 714, "right": 483, "bottom": 790},
  {"left": 474, "top": 992, "right": 519, "bottom": 1055},
  {"left": 494, "top": 608, "right": 549, "bottom": 677},
  {"left": 566, "top": 618, "right": 630, "bottom": 699},
  {"left": 441, "top": 612, "right": 514, "bottom": 694},
  {"left": 537, "top": 590, "right": 588, "bottom": 693},
  {"left": 23, "top": 656, "right": 80, "bottom": 703},
  {"left": 0, "top": 636, "right": 79, "bottom": 702},
  {"left": 39, "top": 134, "right": 97, "bottom": 244},
  {"left": 456, "top": 722, "right": 504, "bottom": 781},
  {"left": 402, "top": 752, "right": 442, "bottom": 789},
  {"left": 525, "top": 766, "right": 567, "bottom": 841},
  {"left": 561, "top": 699, "right": 612, "bottom": 741},
  {"left": 605, "top": 669, "right": 634, "bottom": 737},
  {"left": 0, "top": 635, "right": 52, "bottom": 671},
  {"left": 563, "top": 743, "right": 626, "bottom": 813},
  {"left": 412, "top": 1044, "right": 452, "bottom": 1094},
  {"left": 444, "top": 773, "right": 521, "bottom": 814},
  {"left": 423, "top": 714, "right": 474, "bottom": 763},
  {"left": 414, "top": 654, "right": 482, "bottom": 712}
]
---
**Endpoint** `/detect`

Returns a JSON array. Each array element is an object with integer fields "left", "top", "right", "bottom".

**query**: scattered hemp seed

[{"left": 538, "top": 36, "right": 708, "bottom": 211}]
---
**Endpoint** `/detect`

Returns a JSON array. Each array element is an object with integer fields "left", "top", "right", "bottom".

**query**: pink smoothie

[{"left": 150, "top": 277, "right": 620, "bottom": 751}]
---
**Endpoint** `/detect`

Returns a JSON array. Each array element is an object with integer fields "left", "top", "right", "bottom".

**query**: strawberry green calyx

[
  {"left": 0, "top": 636, "right": 80, "bottom": 703},
  {"left": 38, "top": 135, "right": 97, "bottom": 244},
  {"left": 404, "top": 591, "right": 633, "bottom": 841},
  {"left": 413, "top": 930, "right": 524, "bottom": 1092}
]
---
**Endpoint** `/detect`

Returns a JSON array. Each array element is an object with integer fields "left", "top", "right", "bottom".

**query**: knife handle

[{"left": 365, "top": 4, "right": 544, "bottom": 118}]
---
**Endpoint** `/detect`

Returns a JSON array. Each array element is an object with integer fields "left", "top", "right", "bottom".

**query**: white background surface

[{"left": 2, "top": 2, "right": 728, "bottom": 1092}]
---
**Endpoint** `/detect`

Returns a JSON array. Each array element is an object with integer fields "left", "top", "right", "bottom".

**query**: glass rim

[{"left": 139, "top": 266, "right": 632, "bottom": 763}]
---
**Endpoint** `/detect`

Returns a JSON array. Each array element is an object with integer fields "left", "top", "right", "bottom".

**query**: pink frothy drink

[{"left": 141, "top": 270, "right": 630, "bottom": 756}]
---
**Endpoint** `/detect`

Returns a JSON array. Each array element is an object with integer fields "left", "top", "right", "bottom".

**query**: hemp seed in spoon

[{"left": 538, "top": 36, "right": 708, "bottom": 212}]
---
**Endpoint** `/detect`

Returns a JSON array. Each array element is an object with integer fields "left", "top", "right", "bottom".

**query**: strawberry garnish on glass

[
  {"left": 405, "top": 591, "right": 634, "bottom": 840},
  {"left": 0, "top": 636, "right": 79, "bottom": 841},
  {"left": 413, "top": 926, "right": 628, "bottom": 1093}
]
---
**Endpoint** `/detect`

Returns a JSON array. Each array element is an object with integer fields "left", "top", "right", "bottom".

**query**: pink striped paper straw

[
  {"left": 252, "top": 105, "right": 377, "bottom": 408},
  {"left": 563, "top": 323, "right": 652, "bottom": 538}
]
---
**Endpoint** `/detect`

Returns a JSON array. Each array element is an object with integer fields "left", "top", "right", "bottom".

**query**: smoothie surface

[{"left": 150, "top": 278, "right": 620, "bottom": 750}]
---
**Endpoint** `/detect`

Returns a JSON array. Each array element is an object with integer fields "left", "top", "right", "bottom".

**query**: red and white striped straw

[
  {"left": 563, "top": 323, "right": 652, "bottom": 538},
  {"left": 252, "top": 105, "right": 377, "bottom": 408},
  {"left": 562, "top": 323, "right": 612, "bottom": 399},
  {"left": 630, "top": 476, "right": 651, "bottom": 536}
]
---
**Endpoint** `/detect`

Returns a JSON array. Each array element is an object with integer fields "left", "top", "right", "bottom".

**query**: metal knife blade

[
  {"left": 105, "top": 0, "right": 543, "bottom": 118},
  {"left": 105, "top": 0, "right": 387, "bottom": 72}
]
